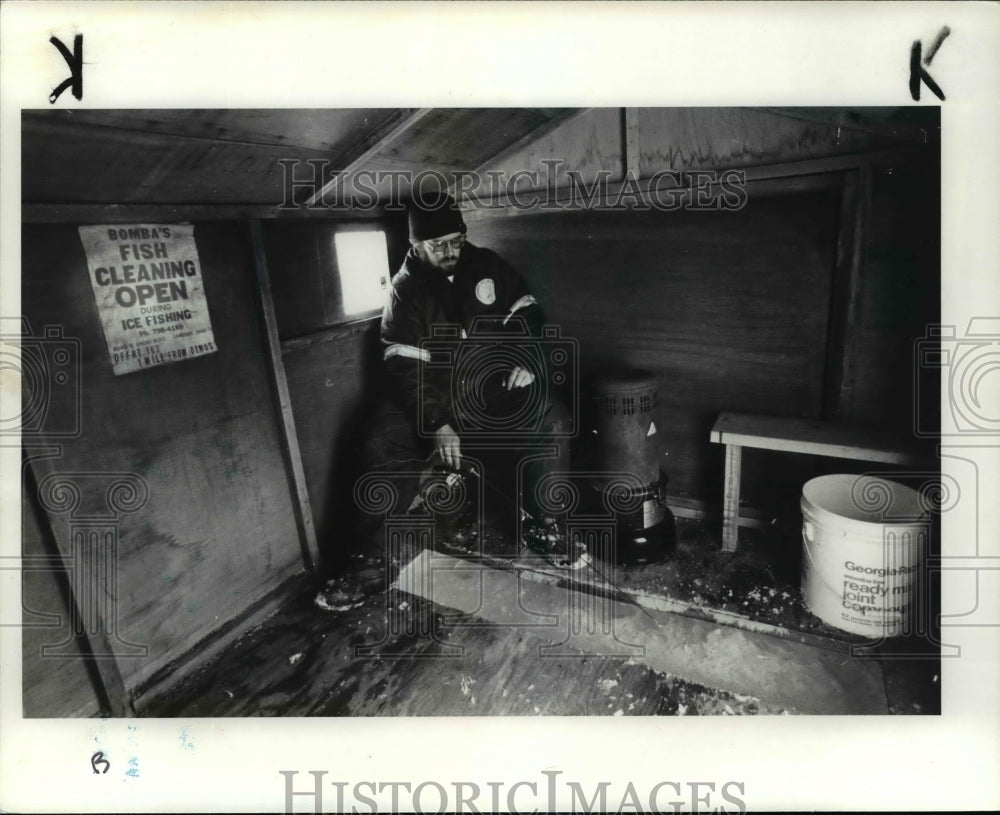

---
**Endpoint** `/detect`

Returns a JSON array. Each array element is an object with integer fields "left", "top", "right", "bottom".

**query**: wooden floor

[
  {"left": 148, "top": 589, "right": 792, "bottom": 717},
  {"left": 143, "top": 518, "right": 940, "bottom": 717}
]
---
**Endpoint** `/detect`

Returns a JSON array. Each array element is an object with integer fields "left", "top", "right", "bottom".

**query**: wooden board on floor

[
  {"left": 146, "top": 588, "right": 791, "bottom": 717},
  {"left": 142, "top": 515, "right": 935, "bottom": 718},
  {"left": 397, "top": 551, "right": 888, "bottom": 715}
]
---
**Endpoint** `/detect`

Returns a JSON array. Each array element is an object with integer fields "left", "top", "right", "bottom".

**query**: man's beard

[
  {"left": 417, "top": 245, "right": 460, "bottom": 272},
  {"left": 432, "top": 254, "right": 460, "bottom": 274}
]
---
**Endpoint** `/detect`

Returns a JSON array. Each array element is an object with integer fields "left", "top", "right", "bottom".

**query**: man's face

[{"left": 416, "top": 231, "right": 466, "bottom": 274}]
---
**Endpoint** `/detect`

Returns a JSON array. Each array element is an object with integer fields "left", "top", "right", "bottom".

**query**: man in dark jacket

[{"left": 359, "top": 192, "right": 572, "bottom": 545}]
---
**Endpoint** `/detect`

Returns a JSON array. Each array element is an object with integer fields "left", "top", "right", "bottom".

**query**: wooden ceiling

[
  {"left": 21, "top": 106, "right": 936, "bottom": 209},
  {"left": 21, "top": 108, "right": 579, "bottom": 206}
]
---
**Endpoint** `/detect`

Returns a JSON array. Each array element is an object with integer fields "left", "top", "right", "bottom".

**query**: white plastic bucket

[{"left": 801, "top": 474, "right": 928, "bottom": 637}]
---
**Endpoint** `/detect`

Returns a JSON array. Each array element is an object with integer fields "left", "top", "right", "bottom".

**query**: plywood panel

[
  {"left": 21, "top": 222, "right": 305, "bottom": 698},
  {"left": 147, "top": 588, "right": 792, "bottom": 717},
  {"left": 279, "top": 322, "right": 381, "bottom": 554},
  {"left": 23, "top": 109, "right": 581, "bottom": 208},
  {"left": 261, "top": 220, "right": 404, "bottom": 566},
  {"left": 22, "top": 114, "right": 336, "bottom": 205},
  {"left": 262, "top": 222, "right": 337, "bottom": 336},
  {"left": 478, "top": 108, "right": 624, "bottom": 191},
  {"left": 845, "top": 161, "right": 940, "bottom": 429},
  {"left": 21, "top": 475, "right": 102, "bottom": 717},
  {"left": 33, "top": 109, "right": 386, "bottom": 152},
  {"left": 470, "top": 191, "right": 841, "bottom": 498},
  {"left": 637, "top": 108, "right": 890, "bottom": 174},
  {"left": 474, "top": 107, "right": 892, "bottom": 201},
  {"left": 398, "top": 551, "right": 887, "bottom": 714},
  {"left": 380, "top": 108, "right": 576, "bottom": 170}
]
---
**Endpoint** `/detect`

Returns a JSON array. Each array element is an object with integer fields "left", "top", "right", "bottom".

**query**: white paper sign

[{"left": 78, "top": 224, "right": 217, "bottom": 374}]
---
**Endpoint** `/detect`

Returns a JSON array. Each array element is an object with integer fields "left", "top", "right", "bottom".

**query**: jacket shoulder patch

[{"left": 475, "top": 278, "right": 496, "bottom": 305}]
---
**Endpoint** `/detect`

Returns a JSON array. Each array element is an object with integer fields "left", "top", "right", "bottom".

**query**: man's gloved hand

[
  {"left": 435, "top": 423, "right": 462, "bottom": 470},
  {"left": 504, "top": 366, "right": 536, "bottom": 390}
]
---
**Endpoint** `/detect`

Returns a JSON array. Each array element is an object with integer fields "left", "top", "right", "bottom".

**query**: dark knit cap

[{"left": 407, "top": 192, "right": 466, "bottom": 242}]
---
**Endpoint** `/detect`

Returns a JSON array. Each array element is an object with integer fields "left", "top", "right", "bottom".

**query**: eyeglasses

[{"left": 423, "top": 235, "right": 466, "bottom": 255}]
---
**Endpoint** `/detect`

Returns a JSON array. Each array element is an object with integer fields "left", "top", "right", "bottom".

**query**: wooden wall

[
  {"left": 261, "top": 216, "right": 406, "bottom": 560},
  {"left": 22, "top": 110, "right": 381, "bottom": 205},
  {"left": 471, "top": 191, "right": 842, "bottom": 500},
  {"left": 16, "top": 108, "right": 939, "bottom": 715},
  {"left": 21, "top": 471, "right": 103, "bottom": 717},
  {"left": 258, "top": 152, "right": 939, "bottom": 522},
  {"left": 21, "top": 222, "right": 308, "bottom": 714},
  {"left": 842, "top": 162, "right": 940, "bottom": 429},
  {"left": 480, "top": 107, "right": 895, "bottom": 193},
  {"left": 466, "top": 107, "right": 939, "bottom": 504},
  {"left": 270, "top": 323, "right": 379, "bottom": 558}
]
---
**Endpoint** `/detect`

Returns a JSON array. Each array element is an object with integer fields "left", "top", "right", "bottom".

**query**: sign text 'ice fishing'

[{"left": 79, "top": 225, "right": 217, "bottom": 375}]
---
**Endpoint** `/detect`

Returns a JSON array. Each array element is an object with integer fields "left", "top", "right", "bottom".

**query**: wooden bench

[{"left": 709, "top": 411, "right": 926, "bottom": 551}]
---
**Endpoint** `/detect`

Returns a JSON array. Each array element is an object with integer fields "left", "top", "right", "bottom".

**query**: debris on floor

[
  {"left": 144, "top": 516, "right": 939, "bottom": 718},
  {"left": 314, "top": 575, "right": 367, "bottom": 612}
]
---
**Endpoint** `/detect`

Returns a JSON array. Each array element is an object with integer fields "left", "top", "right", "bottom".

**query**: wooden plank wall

[
  {"left": 16, "top": 111, "right": 938, "bottom": 716},
  {"left": 483, "top": 108, "right": 624, "bottom": 189},
  {"left": 842, "top": 161, "right": 940, "bottom": 429},
  {"left": 21, "top": 473, "right": 102, "bottom": 717},
  {"left": 466, "top": 107, "right": 938, "bottom": 505},
  {"left": 274, "top": 324, "right": 380, "bottom": 560},
  {"left": 20, "top": 222, "right": 307, "bottom": 708},
  {"left": 255, "top": 153, "right": 939, "bottom": 525},
  {"left": 635, "top": 108, "right": 893, "bottom": 174},
  {"left": 481, "top": 107, "right": 892, "bottom": 193},
  {"left": 22, "top": 110, "right": 379, "bottom": 205},
  {"left": 470, "top": 193, "right": 841, "bottom": 500},
  {"left": 261, "top": 216, "right": 407, "bottom": 561}
]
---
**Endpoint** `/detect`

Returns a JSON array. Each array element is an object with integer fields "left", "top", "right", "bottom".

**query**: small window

[{"left": 334, "top": 230, "right": 390, "bottom": 316}]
